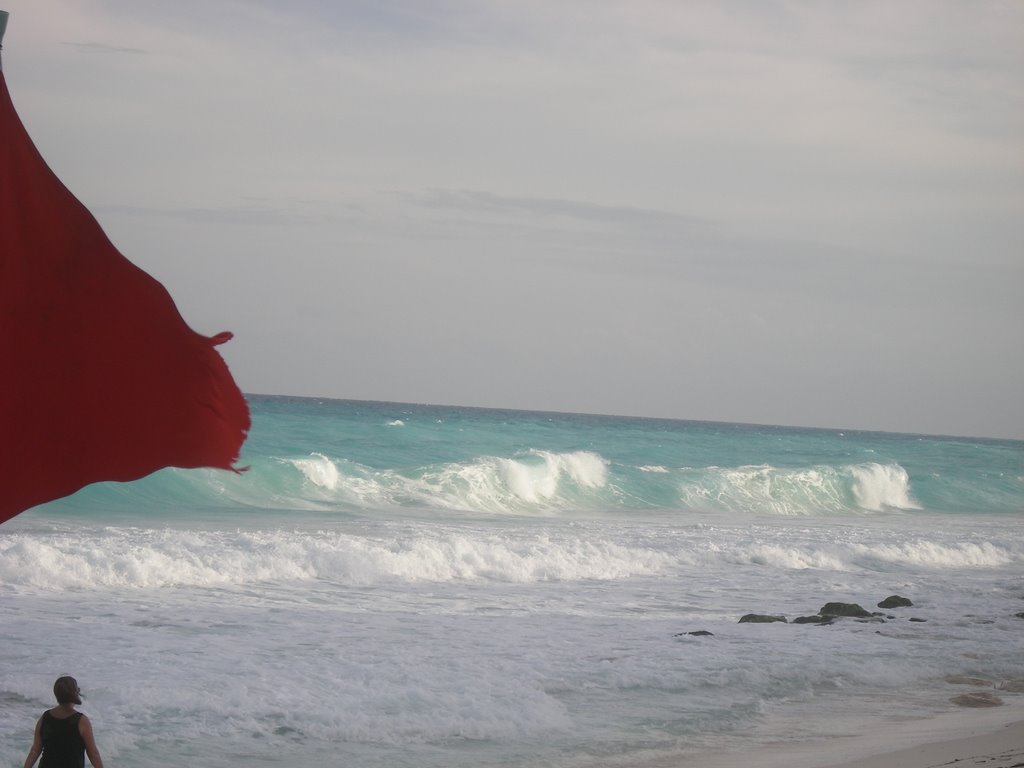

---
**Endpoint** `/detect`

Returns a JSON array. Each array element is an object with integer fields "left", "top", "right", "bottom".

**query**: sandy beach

[
  {"left": 686, "top": 703, "right": 1024, "bottom": 768},
  {"left": 826, "top": 719, "right": 1024, "bottom": 768}
]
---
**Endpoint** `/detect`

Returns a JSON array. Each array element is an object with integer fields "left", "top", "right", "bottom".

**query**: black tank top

[{"left": 39, "top": 710, "right": 85, "bottom": 768}]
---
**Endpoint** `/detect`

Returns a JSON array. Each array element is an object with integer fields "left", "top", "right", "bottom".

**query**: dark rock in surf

[
  {"left": 688, "top": 630, "right": 715, "bottom": 637},
  {"left": 793, "top": 615, "right": 833, "bottom": 625},
  {"left": 878, "top": 595, "right": 913, "bottom": 609},
  {"left": 1014, "top": 612, "right": 1024, "bottom": 620},
  {"left": 739, "top": 614, "right": 787, "bottom": 624},
  {"left": 909, "top": 617, "right": 927, "bottom": 622},
  {"left": 820, "top": 602, "right": 874, "bottom": 618}
]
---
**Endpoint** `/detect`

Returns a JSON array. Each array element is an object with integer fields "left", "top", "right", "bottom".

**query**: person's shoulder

[{"left": 77, "top": 712, "right": 94, "bottom": 736}]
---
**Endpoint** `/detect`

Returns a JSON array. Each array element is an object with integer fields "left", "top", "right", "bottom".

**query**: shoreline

[
  {"left": 681, "top": 703, "right": 1024, "bottom": 768},
  {"left": 824, "top": 720, "right": 1024, "bottom": 768}
]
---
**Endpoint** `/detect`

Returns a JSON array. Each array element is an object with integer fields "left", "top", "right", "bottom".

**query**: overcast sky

[{"left": 3, "top": 1, "right": 1022, "bottom": 438}]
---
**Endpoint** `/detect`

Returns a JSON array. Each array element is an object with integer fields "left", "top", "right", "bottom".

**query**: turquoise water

[
  {"left": 1, "top": 397, "right": 1022, "bottom": 767},
  {"left": 38, "top": 395, "right": 1024, "bottom": 521}
]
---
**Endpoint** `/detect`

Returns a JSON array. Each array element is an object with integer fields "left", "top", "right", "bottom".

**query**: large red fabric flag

[{"left": 0, "top": 27, "right": 250, "bottom": 524}]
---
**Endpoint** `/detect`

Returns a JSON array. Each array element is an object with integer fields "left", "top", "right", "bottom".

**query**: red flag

[{"left": 0, "top": 30, "right": 250, "bottom": 524}]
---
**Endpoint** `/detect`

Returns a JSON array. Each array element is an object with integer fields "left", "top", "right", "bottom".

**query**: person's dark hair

[{"left": 53, "top": 676, "right": 82, "bottom": 705}]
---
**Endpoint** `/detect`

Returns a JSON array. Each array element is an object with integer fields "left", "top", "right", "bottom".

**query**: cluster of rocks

[
  {"left": 736, "top": 595, "right": 919, "bottom": 626},
  {"left": 674, "top": 595, "right": 918, "bottom": 638},
  {"left": 675, "top": 595, "right": 1024, "bottom": 710},
  {"left": 677, "top": 595, "right": 1024, "bottom": 638}
]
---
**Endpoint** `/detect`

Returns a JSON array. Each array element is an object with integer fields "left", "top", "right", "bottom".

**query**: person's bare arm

[
  {"left": 79, "top": 715, "right": 104, "bottom": 768},
  {"left": 23, "top": 717, "right": 42, "bottom": 768}
]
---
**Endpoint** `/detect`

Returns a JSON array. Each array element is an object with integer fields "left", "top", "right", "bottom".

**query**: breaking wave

[
  {"left": 0, "top": 527, "right": 675, "bottom": 591},
  {"left": 27, "top": 444, "right": 1019, "bottom": 520},
  {"left": 277, "top": 450, "right": 612, "bottom": 514},
  {"left": 2, "top": 524, "right": 1018, "bottom": 593},
  {"left": 676, "top": 462, "right": 920, "bottom": 515},
  {"left": 176, "top": 454, "right": 929, "bottom": 520},
  {"left": 273, "top": 454, "right": 921, "bottom": 516}
]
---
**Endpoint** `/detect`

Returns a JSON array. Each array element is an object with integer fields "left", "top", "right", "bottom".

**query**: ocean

[{"left": 2, "top": 395, "right": 1022, "bottom": 767}]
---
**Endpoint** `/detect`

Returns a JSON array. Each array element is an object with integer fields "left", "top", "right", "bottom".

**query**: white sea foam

[
  {"left": 858, "top": 540, "right": 1016, "bottom": 568},
  {"left": 3, "top": 511, "right": 1023, "bottom": 768},
  {"left": 728, "top": 543, "right": 849, "bottom": 570},
  {"left": 719, "top": 539, "right": 1020, "bottom": 572}
]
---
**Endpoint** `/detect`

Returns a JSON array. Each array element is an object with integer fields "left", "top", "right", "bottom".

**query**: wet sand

[
  {"left": 823, "top": 716, "right": 1024, "bottom": 768},
  {"left": 685, "top": 703, "right": 1024, "bottom": 768}
]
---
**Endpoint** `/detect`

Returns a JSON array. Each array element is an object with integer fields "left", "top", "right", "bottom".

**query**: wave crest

[
  {"left": 849, "top": 463, "right": 920, "bottom": 511},
  {"left": 291, "top": 456, "right": 919, "bottom": 516},
  {"left": 38, "top": 452, "right": 927, "bottom": 519},
  {"left": 676, "top": 462, "right": 920, "bottom": 515},
  {"left": 0, "top": 527, "right": 671, "bottom": 591},
  {"left": 281, "top": 450, "right": 611, "bottom": 514},
  {"left": 3, "top": 525, "right": 1017, "bottom": 593}
]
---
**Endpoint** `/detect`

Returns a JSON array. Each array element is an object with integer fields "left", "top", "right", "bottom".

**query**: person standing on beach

[{"left": 23, "top": 676, "right": 105, "bottom": 768}]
